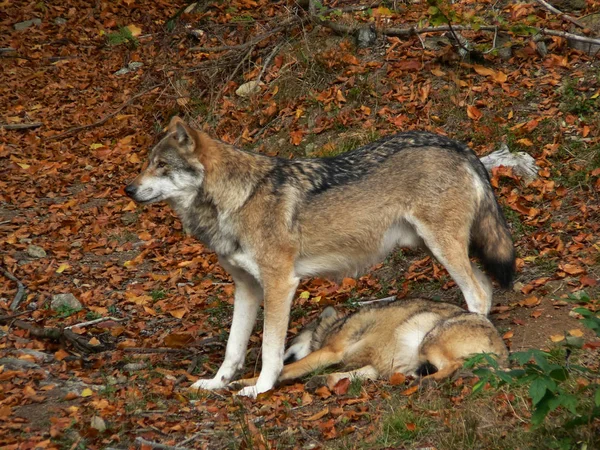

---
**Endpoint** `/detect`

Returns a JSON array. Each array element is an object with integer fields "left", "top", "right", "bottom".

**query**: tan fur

[
  {"left": 237, "top": 298, "right": 509, "bottom": 389},
  {"left": 125, "top": 118, "right": 514, "bottom": 397}
]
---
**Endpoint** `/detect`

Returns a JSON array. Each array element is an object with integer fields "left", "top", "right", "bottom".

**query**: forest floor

[{"left": 1, "top": 1, "right": 600, "bottom": 449}]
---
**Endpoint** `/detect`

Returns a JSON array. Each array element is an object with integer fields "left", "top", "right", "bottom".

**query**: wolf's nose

[{"left": 124, "top": 184, "right": 136, "bottom": 198}]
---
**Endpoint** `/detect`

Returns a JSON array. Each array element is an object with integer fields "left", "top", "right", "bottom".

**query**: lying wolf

[
  {"left": 125, "top": 117, "right": 514, "bottom": 397},
  {"left": 235, "top": 298, "right": 509, "bottom": 390}
]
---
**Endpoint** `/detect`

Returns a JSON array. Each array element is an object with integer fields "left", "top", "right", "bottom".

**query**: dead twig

[
  {"left": 533, "top": 0, "right": 586, "bottom": 29},
  {"left": 0, "top": 310, "right": 32, "bottom": 322},
  {"left": 0, "top": 122, "right": 43, "bottom": 130},
  {"left": 46, "top": 85, "right": 161, "bottom": 141},
  {"left": 123, "top": 347, "right": 188, "bottom": 354},
  {"left": 174, "top": 356, "right": 201, "bottom": 387},
  {"left": 356, "top": 295, "right": 398, "bottom": 306},
  {"left": 4, "top": 319, "right": 107, "bottom": 353},
  {"left": 134, "top": 437, "right": 191, "bottom": 450},
  {"left": 65, "top": 316, "right": 127, "bottom": 330},
  {"left": 1, "top": 266, "right": 27, "bottom": 311}
]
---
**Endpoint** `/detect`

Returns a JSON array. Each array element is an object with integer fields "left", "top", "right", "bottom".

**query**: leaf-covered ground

[{"left": 1, "top": 1, "right": 599, "bottom": 449}]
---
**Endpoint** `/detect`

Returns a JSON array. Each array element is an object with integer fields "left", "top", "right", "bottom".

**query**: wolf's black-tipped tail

[{"left": 470, "top": 192, "right": 516, "bottom": 289}]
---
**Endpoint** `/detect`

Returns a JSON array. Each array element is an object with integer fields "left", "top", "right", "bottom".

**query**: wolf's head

[
  {"left": 125, "top": 117, "right": 208, "bottom": 205},
  {"left": 283, "top": 306, "right": 342, "bottom": 364}
]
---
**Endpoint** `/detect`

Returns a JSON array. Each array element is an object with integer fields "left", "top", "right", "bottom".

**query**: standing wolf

[{"left": 125, "top": 117, "right": 515, "bottom": 397}]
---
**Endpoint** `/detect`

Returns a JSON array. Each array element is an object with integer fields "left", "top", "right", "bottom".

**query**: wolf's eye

[{"left": 157, "top": 161, "right": 168, "bottom": 169}]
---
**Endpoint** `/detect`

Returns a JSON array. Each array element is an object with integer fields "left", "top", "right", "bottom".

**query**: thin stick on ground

[
  {"left": 1, "top": 266, "right": 27, "bottom": 311},
  {"left": 123, "top": 347, "right": 188, "bottom": 354},
  {"left": 533, "top": 0, "right": 586, "bottom": 29},
  {"left": 65, "top": 316, "right": 127, "bottom": 329},
  {"left": 46, "top": 85, "right": 161, "bottom": 141},
  {"left": 357, "top": 295, "right": 398, "bottom": 306},
  {"left": 0, "top": 122, "right": 43, "bottom": 130}
]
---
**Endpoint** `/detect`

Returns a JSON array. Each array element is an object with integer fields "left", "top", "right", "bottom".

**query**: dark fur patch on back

[
  {"left": 415, "top": 362, "right": 438, "bottom": 377},
  {"left": 269, "top": 132, "right": 483, "bottom": 196}
]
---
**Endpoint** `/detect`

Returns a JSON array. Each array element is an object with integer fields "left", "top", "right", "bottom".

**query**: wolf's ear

[
  {"left": 168, "top": 116, "right": 194, "bottom": 151},
  {"left": 320, "top": 306, "right": 337, "bottom": 319}
]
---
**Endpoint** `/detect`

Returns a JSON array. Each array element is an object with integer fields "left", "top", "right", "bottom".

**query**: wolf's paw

[
  {"left": 236, "top": 385, "right": 259, "bottom": 398},
  {"left": 189, "top": 377, "right": 227, "bottom": 392}
]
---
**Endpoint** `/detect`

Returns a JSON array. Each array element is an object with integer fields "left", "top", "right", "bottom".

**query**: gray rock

[
  {"left": 27, "top": 244, "right": 47, "bottom": 258},
  {"left": 51, "top": 293, "right": 82, "bottom": 311},
  {"left": 15, "top": 349, "right": 54, "bottom": 363},
  {"left": 114, "top": 61, "right": 144, "bottom": 76},
  {"left": 54, "top": 17, "right": 67, "bottom": 25},
  {"left": 14, "top": 18, "right": 42, "bottom": 31},
  {"left": 0, "top": 357, "right": 41, "bottom": 371},
  {"left": 356, "top": 25, "right": 377, "bottom": 48}
]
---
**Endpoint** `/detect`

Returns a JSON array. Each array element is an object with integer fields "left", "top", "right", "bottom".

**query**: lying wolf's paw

[{"left": 189, "top": 377, "right": 227, "bottom": 392}]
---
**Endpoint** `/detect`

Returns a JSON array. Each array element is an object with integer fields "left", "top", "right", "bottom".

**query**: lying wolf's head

[{"left": 125, "top": 117, "right": 206, "bottom": 204}]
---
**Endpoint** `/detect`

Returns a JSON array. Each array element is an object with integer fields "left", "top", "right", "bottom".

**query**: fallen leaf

[
  {"left": 55, "top": 263, "right": 70, "bottom": 273},
  {"left": 332, "top": 377, "right": 350, "bottom": 395},
  {"left": 467, "top": 105, "right": 482, "bottom": 120},
  {"left": 503, "top": 330, "right": 514, "bottom": 339},
  {"left": 550, "top": 334, "right": 565, "bottom": 342},
  {"left": 519, "top": 296, "right": 540, "bottom": 308},
  {"left": 55, "top": 349, "right": 70, "bottom": 361},
  {"left": 390, "top": 372, "right": 406, "bottom": 386},
  {"left": 169, "top": 308, "right": 188, "bottom": 319},
  {"left": 315, "top": 385, "right": 331, "bottom": 399},
  {"left": 401, "top": 385, "right": 419, "bottom": 396},
  {"left": 569, "top": 329, "right": 584, "bottom": 337},
  {"left": 81, "top": 388, "right": 94, "bottom": 397},
  {"left": 305, "top": 407, "right": 329, "bottom": 421}
]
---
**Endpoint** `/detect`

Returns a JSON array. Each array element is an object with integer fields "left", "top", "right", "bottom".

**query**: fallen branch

[
  {"left": 46, "top": 85, "right": 161, "bottom": 141},
  {"left": 0, "top": 310, "right": 32, "bottom": 322},
  {"left": 357, "top": 295, "right": 398, "bottom": 306},
  {"left": 0, "top": 122, "right": 43, "bottom": 130},
  {"left": 316, "top": 20, "right": 600, "bottom": 47},
  {"left": 134, "top": 437, "right": 191, "bottom": 450},
  {"left": 533, "top": 0, "right": 586, "bottom": 29},
  {"left": 123, "top": 347, "right": 187, "bottom": 354},
  {"left": 4, "top": 319, "right": 107, "bottom": 353},
  {"left": 1, "top": 266, "right": 27, "bottom": 311},
  {"left": 65, "top": 316, "right": 127, "bottom": 330},
  {"left": 538, "top": 28, "right": 600, "bottom": 46}
]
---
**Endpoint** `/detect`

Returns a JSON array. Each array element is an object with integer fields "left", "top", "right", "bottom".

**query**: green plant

[
  {"left": 106, "top": 27, "right": 138, "bottom": 48},
  {"left": 54, "top": 304, "right": 80, "bottom": 318},
  {"left": 150, "top": 289, "right": 166, "bottom": 301},
  {"left": 86, "top": 310, "right": 102, "bottom": 320},
  {"left": 467, "top": 342, "right": 600, "bottom": 428}
]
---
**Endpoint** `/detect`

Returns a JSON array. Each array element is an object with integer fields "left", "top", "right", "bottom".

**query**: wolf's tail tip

[{"left": 484, "top": 257, "right": 516, "bottom": 289}]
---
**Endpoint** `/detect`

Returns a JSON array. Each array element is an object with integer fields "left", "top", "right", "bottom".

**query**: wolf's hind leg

[
  {"left": 326, "top": 365, "right": 379, "bottom": 390},
  {"left": 410, "top": 218, "right": 492, "bottom": 314}
]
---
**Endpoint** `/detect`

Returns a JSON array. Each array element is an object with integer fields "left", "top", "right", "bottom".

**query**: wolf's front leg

[
  {"left": 189, "top": 271, "right": 262, "bottom": 392},
  {"left": 236, "top": 274, "right": 299, "bottom": 398}
]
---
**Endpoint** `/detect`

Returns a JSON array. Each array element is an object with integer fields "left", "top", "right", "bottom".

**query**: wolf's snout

[{"left": 124, "top": 184, "right": 137, "bottom": 198}]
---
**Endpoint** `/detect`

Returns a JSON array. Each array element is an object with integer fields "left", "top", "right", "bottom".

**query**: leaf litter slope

[{"left": 1, "top": 0, "right": 599, "bottom": 448}]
